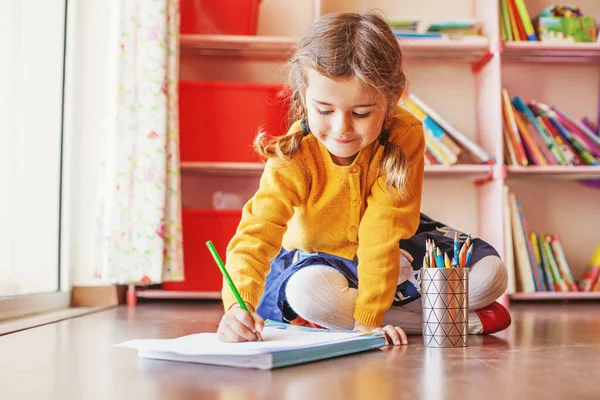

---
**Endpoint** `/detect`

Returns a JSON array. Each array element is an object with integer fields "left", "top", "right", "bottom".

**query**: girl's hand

[
  {"left": 353, "top": 321, "right": 408, "bottom": 346},
  {"left": 217, "top": 304, "right": 265, "bottom": 342}
]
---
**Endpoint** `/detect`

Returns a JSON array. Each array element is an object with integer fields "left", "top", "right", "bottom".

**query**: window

[{"left": 0, "top": 0, "right": 67, "bottom": 297}]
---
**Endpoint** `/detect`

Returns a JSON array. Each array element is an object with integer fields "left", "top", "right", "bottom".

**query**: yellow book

[
  {"left": 506, "top": 0, "right": 521, "bottom": 40},
  {"left": 424, "top": 129, "right": 453, "bottom": 165},
  {"left": 402, "top": 98, "right": 462, "bottom": 157},
  {"left": 513, "top": 0, "right": 537, "bottom": 40}
]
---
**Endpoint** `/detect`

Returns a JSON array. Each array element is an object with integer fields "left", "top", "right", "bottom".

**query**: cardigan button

[
  {"left": 350, "top": 225, "right": 357, "bottom": 233},
  {"left": 349, "top": 166, "right": 360, "bottom": 174},
  {"left": 352, "top": 199, "right": 360, "bottom": 207}
]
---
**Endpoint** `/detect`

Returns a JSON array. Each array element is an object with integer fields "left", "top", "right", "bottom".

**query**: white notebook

[{"left": 116, "top": 321, "right": 386, "bottom": 369}]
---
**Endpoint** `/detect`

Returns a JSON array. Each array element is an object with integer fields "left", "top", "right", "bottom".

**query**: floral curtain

[{"left": 94, "top": 0, "right": 184, "bottom": 284}]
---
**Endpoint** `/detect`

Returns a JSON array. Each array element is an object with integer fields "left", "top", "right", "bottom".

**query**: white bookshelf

[{"left": 169, "top": 0, "right": 600, "bottom": 302}]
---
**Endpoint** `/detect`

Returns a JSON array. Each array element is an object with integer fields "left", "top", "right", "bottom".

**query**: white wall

[{"left": 0, "top": 0, "right": 66, "bottom": 295}]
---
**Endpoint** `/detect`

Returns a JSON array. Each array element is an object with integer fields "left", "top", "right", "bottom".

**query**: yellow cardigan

[{"left": 223, "top": 106, "right": 425, "bottom": 326}]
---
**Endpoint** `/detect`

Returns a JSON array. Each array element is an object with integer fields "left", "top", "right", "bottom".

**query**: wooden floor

[{"left": 1, "top": 301, "right": 600, "bottom": 400}]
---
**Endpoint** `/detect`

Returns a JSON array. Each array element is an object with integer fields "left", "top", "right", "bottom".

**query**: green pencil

[{"left": 206, "top": 240, "right": 263, "bottom": 341}]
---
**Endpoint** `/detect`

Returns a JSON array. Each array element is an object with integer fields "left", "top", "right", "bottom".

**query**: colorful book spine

[
  {"left": 556, "top": 114, "right": 600, "bottom": 159},
  {"left": 502, "top": 89, "right": 528, "bottom": 165},
  {"left": 513, "top": 0, "right": 537, "bottom": 40},
  {"left": 513, "top": 107, "right": 548, "bottom": 165},
  {"left": 512, "top": 96, "right": 565, "bottom": 165},
  {"left": 553, "top": 106, "right": 600, "bottom": 156},
  {"left": 500, "top": 0, "right": 514, "bottom": 41},
  {"left": 540, "top": 116, "right": 583, "bottom": 165},
  {"left": 548, "top": 116, "right": 599, "bottom": 165},
  {"left": 530, "top": 233, "right": 548, "bottom": 291},
  {"left": 541, "top": 235, "right": 570, "bottom": 292},
  {"left": 536, "top": 232, "right": 558, "bottom": 291},
  {"left": 507, "top": 0, "right": 526, "bottom": 40},
  {"left": 530, "top": 116, "right": 560, "bottom": 165},
  {"left": 550, "top": 234, "right": 578, "bottom": 292}
]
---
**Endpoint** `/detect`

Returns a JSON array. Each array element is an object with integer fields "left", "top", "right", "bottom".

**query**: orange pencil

[{"left": 459, "top": 242, "right": 467, "bottom": 268}]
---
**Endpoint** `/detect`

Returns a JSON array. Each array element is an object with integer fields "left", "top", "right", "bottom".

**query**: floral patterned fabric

[{"left": 94, "top": 0, "right": 184, "bottom": 284}]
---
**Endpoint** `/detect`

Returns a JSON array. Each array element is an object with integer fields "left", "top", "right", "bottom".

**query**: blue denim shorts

[{"left": 255, "top": 213, "right": 499, "bottom": 323}]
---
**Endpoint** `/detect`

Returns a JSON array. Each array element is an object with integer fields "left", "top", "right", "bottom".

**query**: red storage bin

[
  {"left": 180, "top": 0, "right": 262, "bottom": 35},
  {"left": 179, "top": 81, "right": 290, "bottom": 163},
  {"left": 162, "top": 209, "right": 242, "bottom": 292}
]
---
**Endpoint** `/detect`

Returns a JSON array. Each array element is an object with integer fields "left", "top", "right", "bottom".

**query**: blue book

[
  {"left": 394, "top": 31, "right": 445, "bottom": 39},
  {"left": 116, "top": 320, "right": 386, "bottom": 370}
]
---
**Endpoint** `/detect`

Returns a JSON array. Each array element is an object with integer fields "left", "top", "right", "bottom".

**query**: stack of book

[
  {"left": 388, "top": 19, "right": 485, "bottom": 41},
  {"left": 505, "top": 187, "right": 580, "bottom": 293},
  {"left": 400, "top": 93, "right": 494, "bottom": 165},
  {"left": 502, "top": 89, "right": 600, "bottom": 166},
  {"left": 500, "top": 1, "right": 599, "bottom": 42},
  {"left": 499, "top": 0, "right": 537, "bottom": 41},
  {"left": 426, "top": 21, "right": 484, "bottom": 40}
]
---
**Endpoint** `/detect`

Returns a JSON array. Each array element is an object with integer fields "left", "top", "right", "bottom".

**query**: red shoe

[
  {"left": 474, "top": 301, "right": 512, "bottom": 334},
  {"left": 289, "top": 315, "right": 326, "bottom": 330}
]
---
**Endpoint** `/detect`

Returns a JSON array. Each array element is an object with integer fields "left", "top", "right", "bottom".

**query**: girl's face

[{"left": 304, "top": 68, "right": 388, "bottom": 166}]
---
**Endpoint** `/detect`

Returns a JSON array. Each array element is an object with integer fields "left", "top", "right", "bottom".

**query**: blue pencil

[
  {"left": 453, "top": 232, "right": 459, "bottom": 267},
  {"left": 435, "top": 248, "right": 444, "bottom": 268},
  {"left": 465, "top": 244, "right": 474, "bottom": 268}
]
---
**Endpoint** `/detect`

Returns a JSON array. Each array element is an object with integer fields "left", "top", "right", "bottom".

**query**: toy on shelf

[{"left": 534, "top": 4, "right": 598, "bottom": 42}]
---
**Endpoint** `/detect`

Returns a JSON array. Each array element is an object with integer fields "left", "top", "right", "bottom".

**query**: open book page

[{"left": 117, "top": 327, "right": 372, "bottom": 356}]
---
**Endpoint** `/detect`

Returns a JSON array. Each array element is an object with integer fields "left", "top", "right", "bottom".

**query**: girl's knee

[
  {"left": 286, "top": 265, "right": 349, "bottom": 296},
  {"left": 285, "top": 265, "right": 356, "bottom": 330},
  {"left": 469, "top": 256, "right": 508, "bottom": 309}
]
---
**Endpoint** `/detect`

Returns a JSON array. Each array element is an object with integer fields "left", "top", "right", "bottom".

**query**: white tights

[{"left": 285, "top": 256, "right": 508, "bottom": 334}]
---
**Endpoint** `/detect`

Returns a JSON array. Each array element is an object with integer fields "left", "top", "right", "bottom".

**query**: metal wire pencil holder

[{"left": 421, "top": 267, "right": 469, "bottom": 348}]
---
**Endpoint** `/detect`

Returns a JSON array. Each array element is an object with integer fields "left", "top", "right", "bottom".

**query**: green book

[{"left": 500, "top": 0, "right": 513, "bottom": 41}]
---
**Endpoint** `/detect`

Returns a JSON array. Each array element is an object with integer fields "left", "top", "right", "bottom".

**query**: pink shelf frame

[
  {"left": 180, "top": 161, "right": 494, "bottom": 180},
  {"left": 136, "top": 290, "right": 221, "bottom": 300},
  {"left": 507, "top": 166, "right": 600, "bottom": 180},
  {"left": 180, "top": 34, "right": 296, "bottom": 60},
  {"left": 510, "top": 292, "right": 600, "bottom": 300},
  {"left": 502, "top": 41, "right": 600, "bottom": 63},
  {"left": 180, "top": 34, "right": 492, "bottom": 66}
]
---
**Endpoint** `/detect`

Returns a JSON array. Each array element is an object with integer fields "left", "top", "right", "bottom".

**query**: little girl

[{"left": 217, "top": 11, "right": 510, "bottom": 345}]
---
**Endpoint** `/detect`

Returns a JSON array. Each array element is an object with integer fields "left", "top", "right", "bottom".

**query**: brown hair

[{"left": 254, "top": 11, "right": 410, "bottom": 194}]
